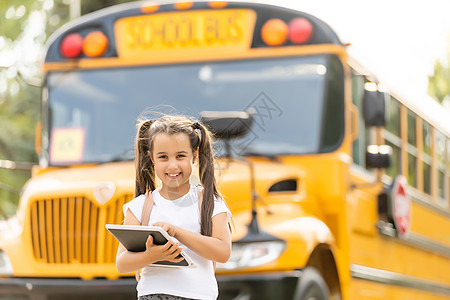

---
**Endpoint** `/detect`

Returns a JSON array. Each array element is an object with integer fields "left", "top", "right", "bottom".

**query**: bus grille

[{"left": 29, "top": 195, "right": 132, "bottom": 264}]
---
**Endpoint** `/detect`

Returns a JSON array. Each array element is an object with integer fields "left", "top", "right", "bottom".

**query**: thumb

[{"left": 145, "top": 235, "right": 153, "bottom": 249}]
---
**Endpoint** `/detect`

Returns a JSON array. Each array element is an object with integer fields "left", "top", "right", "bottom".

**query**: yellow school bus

[{"left": 0, "top": 1, "right": 449, "bottom": 299}]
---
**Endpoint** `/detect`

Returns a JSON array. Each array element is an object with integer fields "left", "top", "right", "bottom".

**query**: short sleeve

[
  {"left": 122, "top": 194, "right": 145, "bottom": 223},
  {"left": 212, "top": 197, "right": 232, "bottom": 222}
]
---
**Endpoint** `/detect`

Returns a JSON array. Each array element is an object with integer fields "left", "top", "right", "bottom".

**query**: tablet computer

[{"left": 106, "top": 224, "right": 195, "bottom": 268}]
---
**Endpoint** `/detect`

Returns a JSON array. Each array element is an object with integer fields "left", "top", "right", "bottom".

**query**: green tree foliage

[
  {"left": 0, "top": 0, "right": 68, "bottom": 216},
  {"left": 428, "top": 50, "right": 450, "bottom": 104},
  {"left": 0, "top": 1, "right": 43, "bottom": 217},
  {"left": 0, "top": 0, "right": 137, "bottom": 217},
  {"left": 81, "top": 0, "right": 135, "bottom": 15},
  {"left": 0, "top": 83, "right": 39, "bottom": 216},
  {"left": 0, "top": 0, "right": 41, "bottom": 41}
]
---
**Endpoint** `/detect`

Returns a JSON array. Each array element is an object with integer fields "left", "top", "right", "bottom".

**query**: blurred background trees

[
  {"left": 1, "top": 0, "right": 42, "bottom": 217},
  {"left": 0, "top": 0, "right": 134, "bottom": 217},
  {"left": 428, "top": 48, "right": 450, "bottom": 104}
]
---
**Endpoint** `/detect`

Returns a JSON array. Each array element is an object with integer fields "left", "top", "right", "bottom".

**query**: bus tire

[{"left": 294, "top": 267, "right": 330, "bottom": 300}]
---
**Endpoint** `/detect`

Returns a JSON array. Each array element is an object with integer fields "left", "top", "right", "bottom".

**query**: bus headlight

[
  {"left": 216, "top": 241, "right": 286, "bottom": 270},
  {"left": 0, "top": 250, "right": 13, "bottom": 275}
]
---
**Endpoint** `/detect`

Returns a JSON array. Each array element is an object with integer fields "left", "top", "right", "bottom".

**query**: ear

[
  {"left": 192, "top": 149, "right": 198, "bottom": 163},
  {"left": 147, "top": 150, "right": 153, "bottom": 163}
]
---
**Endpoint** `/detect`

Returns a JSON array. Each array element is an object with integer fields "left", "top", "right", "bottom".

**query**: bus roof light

[
  {"left": 60, "top": 33, "right": 83, "bottom": 58},
  {"left": 82, "top": 31, "right": 108, "bottom": 57},
  {"left": 141, "top": 2, "right": 160, "bottom": 13},
  {"left": 288, "top": 18, "right": 313, "bottom": 44},
  {"left": 261, "top": 19, "right": 288, "bottom": 46},
  {"left": 208, "top": 1, "right": 228, "bottom": 8},
  {"left": 174, "top": 1, "right": 193, "bottom": 10}
]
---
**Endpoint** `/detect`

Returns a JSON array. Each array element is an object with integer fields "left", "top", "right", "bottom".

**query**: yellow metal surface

[
  {"left": 42, "top": 44, "right": 346, "bottom": 72},
  {"left": 351, "top": 278, "right": 450, "bottom": 300},
  {"left": 349, "top": 170, "right": 450, "bottom": 298}
]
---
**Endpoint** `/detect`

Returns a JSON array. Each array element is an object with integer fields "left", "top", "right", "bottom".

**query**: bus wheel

[{"left": 294, "top": 267, "right": 330, "bottom": 300}]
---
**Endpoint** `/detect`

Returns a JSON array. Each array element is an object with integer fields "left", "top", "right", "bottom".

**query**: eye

[
  {"left": 158, "top": 155, "right": 168, "bottom": 159},
  {"left": 177, "top": 154, "right": 187, "bottom": 158}
]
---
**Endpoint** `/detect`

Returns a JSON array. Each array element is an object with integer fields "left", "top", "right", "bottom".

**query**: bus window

[
  {"left": 351, "top": 73, "right": 366, "bottom": 166},
  {"left": 320, "top": 56, "right": 344, "bottom": 152},
  {"left": 422, "top": 120, "right": 432, "bottom": 195},
  {"left": 407, "top": 109, "right": 418, "bottom": 188},
  {"left": 448, "top": 138, "right": 450, "bottom": 205},
  {"left": 435, "top": 130, "right": 447, "bottom": 202},
  {"left": 385, "top": 96, "right": 401, "bottom": 178},
  {"left": 386, "top": 96, "right": 401, "bottom": 136}
]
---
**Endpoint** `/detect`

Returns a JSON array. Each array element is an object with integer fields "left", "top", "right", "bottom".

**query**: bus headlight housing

[
  {"left": 216, "top": 241, "right": 286, "bottom": 270},
  {"left": 0, "top": 250, "right": 13, "bottom": 275}
]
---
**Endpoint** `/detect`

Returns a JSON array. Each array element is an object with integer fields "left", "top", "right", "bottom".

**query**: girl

[{"left": 116, "top": 114, "right": 231, "bottom": 300}]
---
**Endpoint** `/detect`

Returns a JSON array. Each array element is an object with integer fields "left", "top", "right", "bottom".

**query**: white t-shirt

[{"left": 122, "top": 185, "right": 231, "bottom": 299}]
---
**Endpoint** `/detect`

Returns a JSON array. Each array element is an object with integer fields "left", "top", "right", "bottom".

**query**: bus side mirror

[
  {"left": 366, "top": 145, "right": 392, "bottom": 169},
  {"left": 363, "top": 85, "right": 386, "bottom": 127},
  {"left": 199, "top": 110, "right": 253, "bottom": 140}
]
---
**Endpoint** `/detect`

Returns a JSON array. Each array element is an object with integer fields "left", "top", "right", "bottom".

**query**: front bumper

[
  {"left": 217, "top": 271, "right": 301, "bottom": 300},
  {"left": 0, "top": 277, "right": 137, "bottom": 300},
  {"left": 0, "top": 271, "right": 301, "bottom": 300}
]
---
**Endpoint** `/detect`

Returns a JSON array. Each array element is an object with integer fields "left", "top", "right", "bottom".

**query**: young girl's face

[{"left": 151, "top": 132, "right": 197, "bottom": 195}]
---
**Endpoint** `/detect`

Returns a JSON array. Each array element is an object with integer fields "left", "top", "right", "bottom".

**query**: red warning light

[
  {"left": 288, "top": 18, "right": 313, "bottom": 44},
  {"left": 60, "top": 33, "right": 83, "bottom": 58}
]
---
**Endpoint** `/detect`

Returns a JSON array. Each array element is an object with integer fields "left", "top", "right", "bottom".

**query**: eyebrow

[{"left": 155, "top": 151, "right": 189, "bottom": 155}]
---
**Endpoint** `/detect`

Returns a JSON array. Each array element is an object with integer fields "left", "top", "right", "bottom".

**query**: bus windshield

[{"left": 45, "top": 54, "right": 343, "bottom": 165}]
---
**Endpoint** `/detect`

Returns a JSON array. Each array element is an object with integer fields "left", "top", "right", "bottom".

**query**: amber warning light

[{"left": 60, "top": 31, "right": 109, "bottom": 58}]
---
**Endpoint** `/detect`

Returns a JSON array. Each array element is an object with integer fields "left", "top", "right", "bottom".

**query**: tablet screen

[{"left": 106, "top": 224, "right": 194, "bottom": 267}]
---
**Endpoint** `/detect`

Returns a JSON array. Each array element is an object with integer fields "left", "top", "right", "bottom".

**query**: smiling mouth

[{"left": 166, "top": 172, "right": 181, "bottom": 179}]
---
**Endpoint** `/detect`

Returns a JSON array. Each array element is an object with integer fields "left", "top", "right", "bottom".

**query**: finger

[
  {"left": 169, "top": 254, "right": 185, "bottom": 263},
  {"left": 161, "top": 240, "right": 174, "bottom": 251},
  {"left": 172, "top": 247, "right": 183, "bottom": 257},
  {"left": 152, "top": 222, "right": 167, "bottom": 229},
  {"left": 145, "top": 235, "right": 153, "bottom": 248},
  {"left": 165, "top": 242, "right": 179, "bottom": 253},
  {"left": 153, "top": 222, "right": 171, "bottom": 234},
  {"left": 162, "top": 224, "right": 171, "bottom": 233},
  {"left": 167, "top": 244, "right": 181, "bottom": 255}
]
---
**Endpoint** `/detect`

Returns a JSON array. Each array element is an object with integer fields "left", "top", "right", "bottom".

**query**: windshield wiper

[
  {"left": 101, "top": 149, "right": 135, "bottom": 164},
  {"left": 239, "top": 149, "right": 280, "bottom": 160}
]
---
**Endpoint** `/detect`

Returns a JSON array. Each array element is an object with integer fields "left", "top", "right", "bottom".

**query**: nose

[{"left": 167, "top": 158, "right": 179, "bottom": 170}]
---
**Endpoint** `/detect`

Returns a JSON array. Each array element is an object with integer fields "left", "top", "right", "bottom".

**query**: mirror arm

[{"left": 351, "top": 170, "right": 383, "bottom": 189}]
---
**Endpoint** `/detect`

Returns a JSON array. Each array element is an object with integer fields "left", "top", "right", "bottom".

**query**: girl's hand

[
  {"left": 144, "top": 235, "right": 184, "bottom": 264},
  {"left": 153, "top": 222, "right": 177, "bottom": 237}
]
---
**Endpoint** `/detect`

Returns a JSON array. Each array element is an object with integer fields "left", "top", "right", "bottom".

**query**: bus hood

[
  {"left": 21, "top": 158, "right": 307, "bottom": 211},
  {"left": 214, "top": 158, "right": 308, "bottom": 214},
  {"left": 19, "top": 162, "right": 136, "bottom": 211}
]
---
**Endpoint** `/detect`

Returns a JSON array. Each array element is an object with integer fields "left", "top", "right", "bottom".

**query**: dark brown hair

[{"left": 134, "top": 114, "right": 220, "bottom": 236}]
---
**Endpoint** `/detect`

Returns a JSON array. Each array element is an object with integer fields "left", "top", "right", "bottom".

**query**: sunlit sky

[{"left": 275, "top": 0, "right": 450, "bottom": 101}]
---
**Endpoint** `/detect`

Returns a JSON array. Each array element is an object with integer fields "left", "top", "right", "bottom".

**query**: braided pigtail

[
  {"left": 134, "top": 119, "right": 155, "bottom": 197},
  {"left": 195, "top": 122, "right": 220, "bottom": 236}
]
